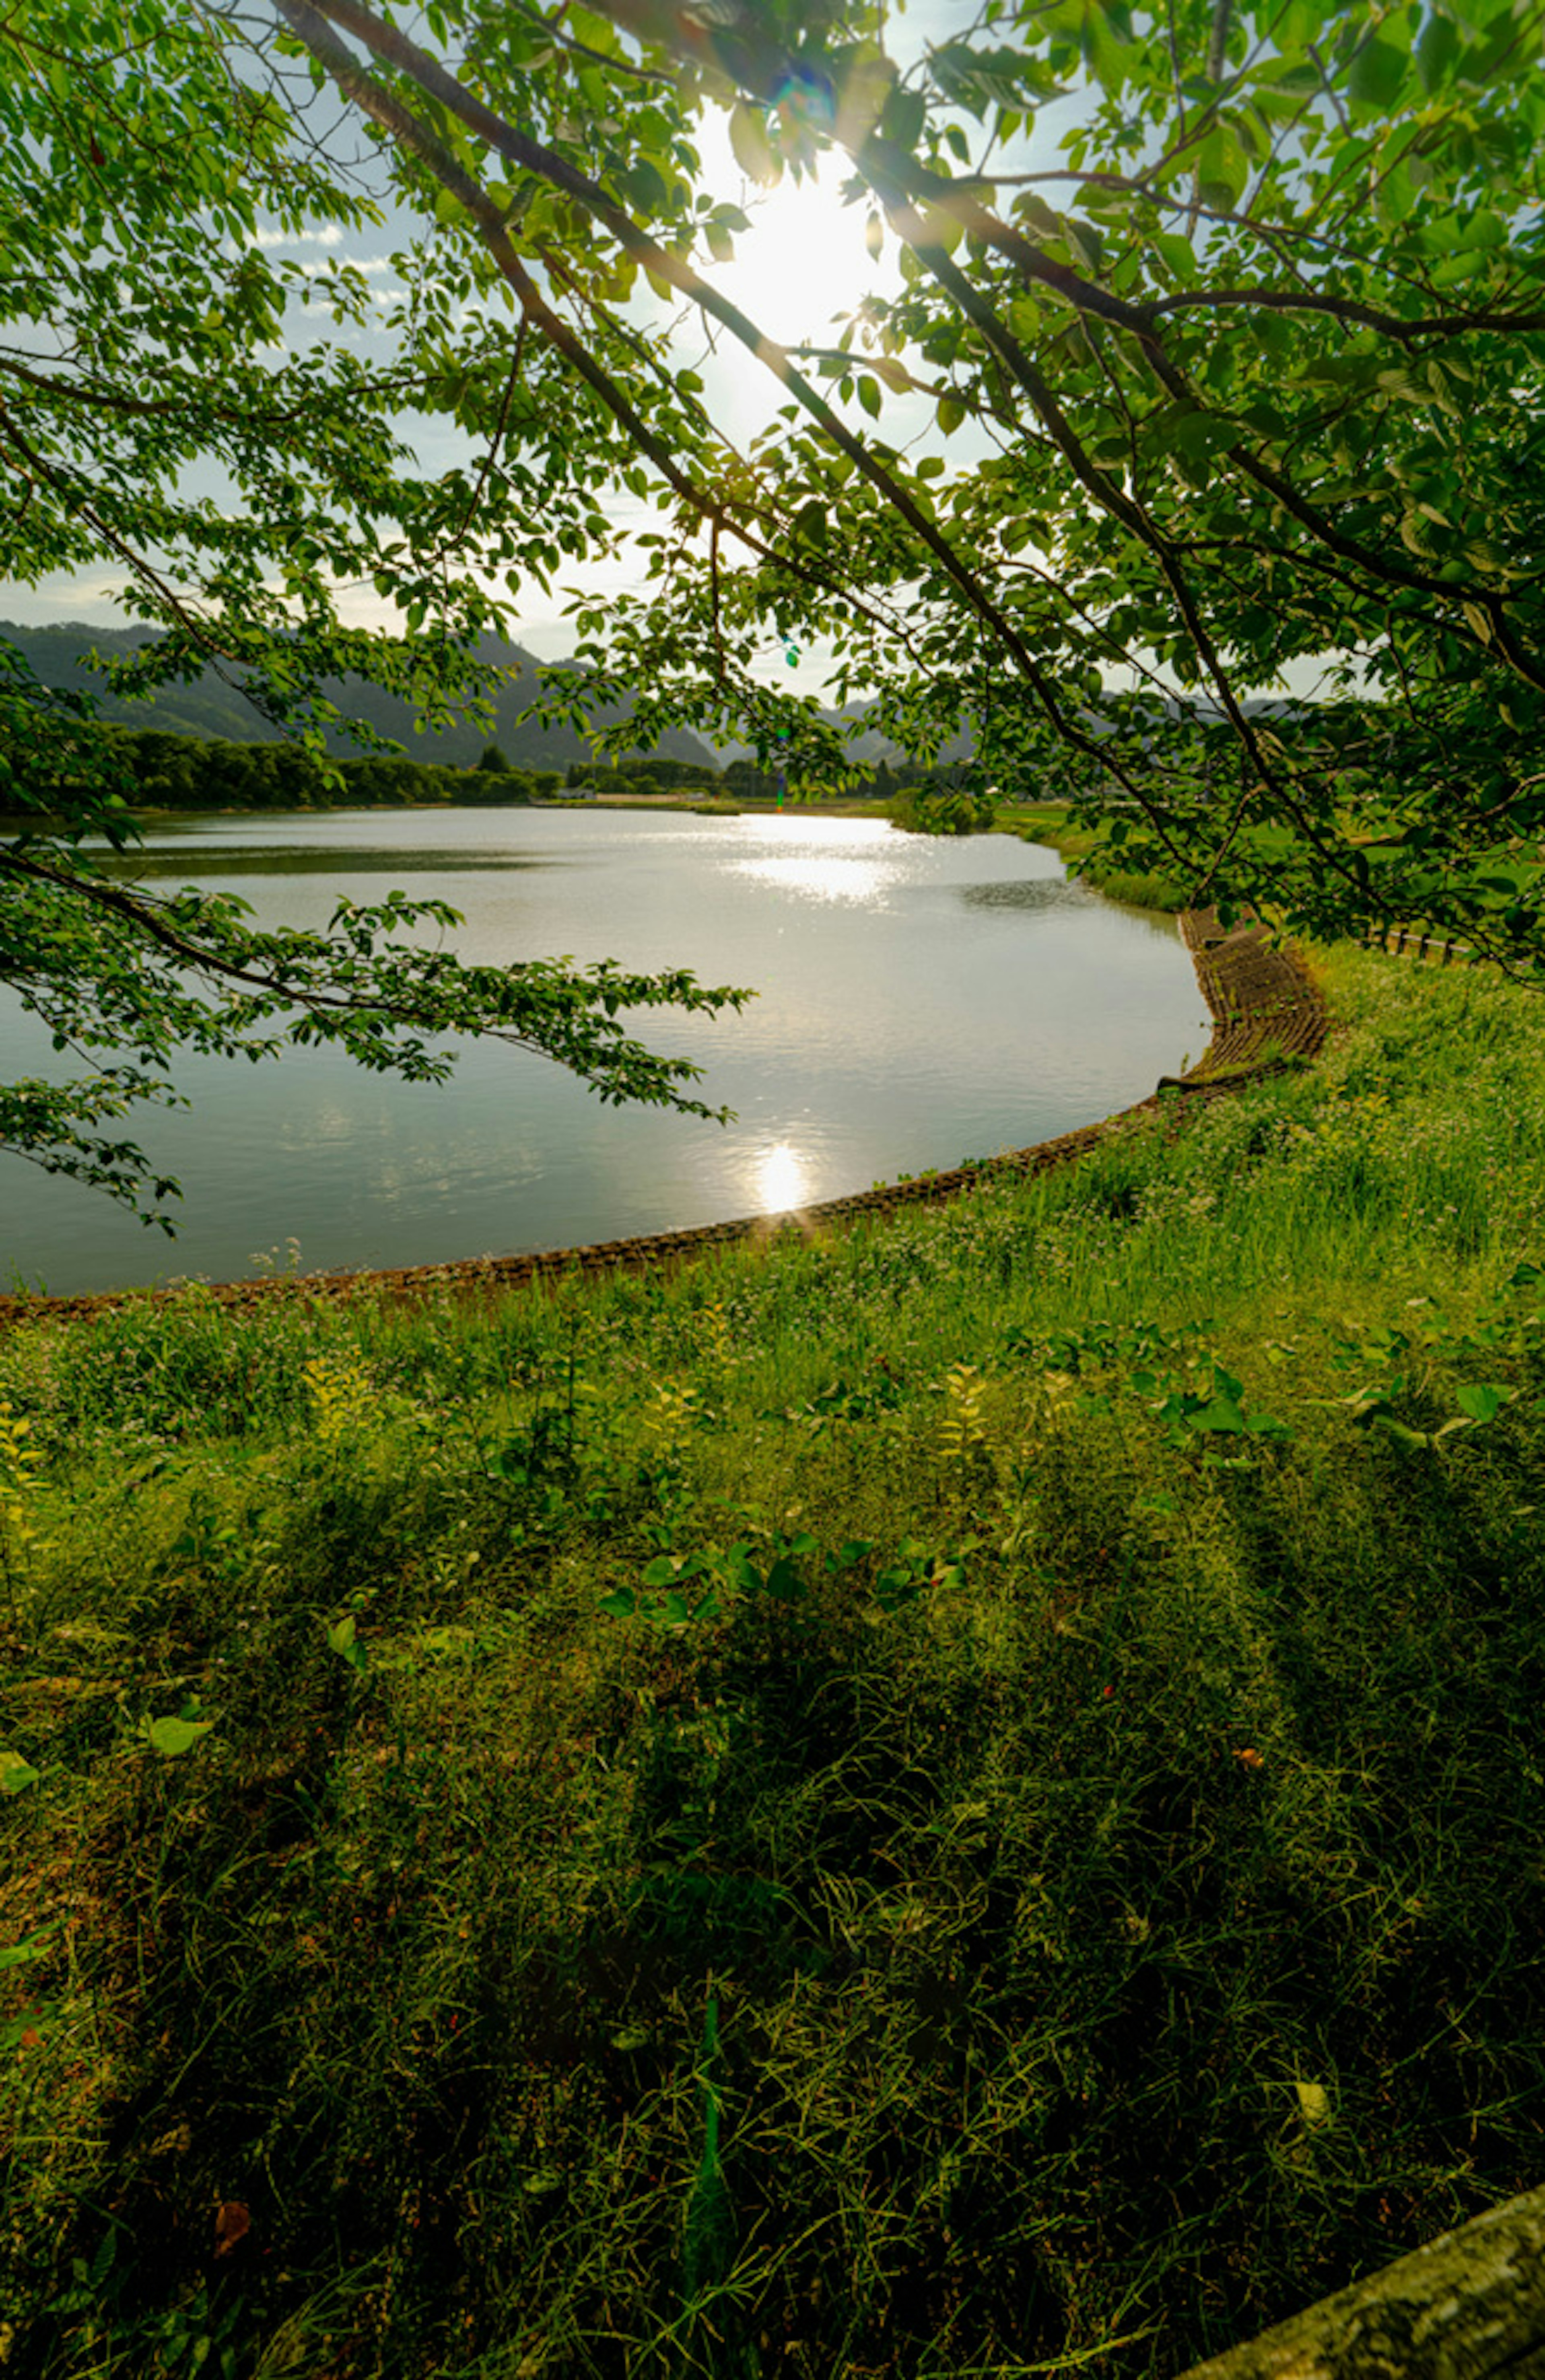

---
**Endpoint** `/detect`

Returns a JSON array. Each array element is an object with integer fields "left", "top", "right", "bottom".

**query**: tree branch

[{"left": 275, "top": 0, "right": 1110, "bottom": 759}]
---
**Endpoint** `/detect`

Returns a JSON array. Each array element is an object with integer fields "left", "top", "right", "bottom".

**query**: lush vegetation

[
  {"left": 82, "top": 729, "right": 559, "bottom": 815},
  {"left": 256, "top": 0, "right": 1545, "bottom": 965},
  {"left": 8, "top": 0, "right": 1545, "bottom": 1220},
  {"left": 48, "top": 729, "right": 962, "bottom": 817},
  {"left": 892, "top": 781, "right": 1000, "bottom": 837},
  {"left": 2, "top": 934, "right": 1542, "bottom": 2379},
  {"left": 565, "top": 758, "right": 723, "bottom": 797},
  {"left": 5, "top": 3, "right": 1545, "bottom": 2361}
]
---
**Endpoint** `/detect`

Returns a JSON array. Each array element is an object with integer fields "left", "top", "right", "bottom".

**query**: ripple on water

[{"left": 957, "top": 878, "right": 1094, "bottom": 913}]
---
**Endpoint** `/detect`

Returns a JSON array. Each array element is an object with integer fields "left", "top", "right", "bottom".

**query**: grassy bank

[
  {"left": 2, "top": 938, "right": 1544, "bottom": 2380},
  {"left": 994, "top": 802, "right": 1193, "bottom": 914}
]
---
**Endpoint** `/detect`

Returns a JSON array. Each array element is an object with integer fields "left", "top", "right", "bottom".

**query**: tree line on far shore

[
  {"left": 56, "top": 701, "right": 1348, "bottom": 831},
  {"left": 79, "top": 726, "right": 972, "bottom": 815},
  {"left": 99, "top": 726, "right": 557, "bottom": 811}
]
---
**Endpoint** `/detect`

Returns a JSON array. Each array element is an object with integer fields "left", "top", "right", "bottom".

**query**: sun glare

[
  {"left": 754, "top": 1140, "right": 810, "bottom": 1214},
  {"left": 685, "top": 99, "right": 898, "bottom": 378},
  {"left": 713, "top": 158, "right": 885, "bottom": 346},
  {"left": 735, "top": 816, "right": 898, "bottom": 903}
]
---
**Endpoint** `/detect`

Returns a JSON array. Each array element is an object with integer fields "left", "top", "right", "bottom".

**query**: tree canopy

[
  {"left": 0, "top": 0, "right": 759, "bottom": 1228},
  {"left": 4, "top": 0, "right": 1545, "bottom": 1220}
]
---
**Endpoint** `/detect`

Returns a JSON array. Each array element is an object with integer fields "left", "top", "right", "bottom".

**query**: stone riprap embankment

[
  {"left": 1172, "top": 906, "right": 1330, "bottom": 1077},
  {"left": 0, "top": 908, "right": 1327, "bottom": 1333}
]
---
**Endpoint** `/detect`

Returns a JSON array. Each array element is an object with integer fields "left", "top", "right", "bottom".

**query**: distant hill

[
  {"left": 822, "top": 700, "right": 975, "bottom": 766},
  {"left": 1, "top": 619, "right": 720, "bottom": 772},
  {"left": 708, "top": 700, "right": 975, "bottom": 770},
  {"left": 822, "top": 687, "right": 1313, "bottom": 763}
]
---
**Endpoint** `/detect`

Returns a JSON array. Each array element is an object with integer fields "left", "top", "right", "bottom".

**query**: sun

[
  {"left": 678, "top": 116, "right": 897, "bottom": 442},
  {"left": 711, "top": 149, "right": 886, "bottom": 348}
]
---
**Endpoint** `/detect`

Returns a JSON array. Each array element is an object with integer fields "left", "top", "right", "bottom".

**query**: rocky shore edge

[{"left": 0, "top": 908, "right": 1328, "bottom": 1333}]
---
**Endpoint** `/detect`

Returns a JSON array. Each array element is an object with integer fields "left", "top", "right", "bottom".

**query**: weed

[
  {"left": 0, "top": 1396, "right": 46, "bottom": 1634},
  {"left": 302, "top": 1351, "right": 377, "bottom": 1447},
  {"left": 935, "top": 1361, "right": 990, "bottom": 1466}
]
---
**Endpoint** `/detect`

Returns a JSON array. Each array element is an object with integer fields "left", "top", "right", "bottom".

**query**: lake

[{"left": 0, "top": 807, "right": 1211, "bottom": 1295}]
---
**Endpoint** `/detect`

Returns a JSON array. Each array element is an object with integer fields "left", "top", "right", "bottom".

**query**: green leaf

[
  {"left": 1081, "top": 0, "right": 1136, "bottom": 95},
  {"left": 937, "top": 393, "right": 968, "bottom": 434},
  {"left": 1416, "top": 11, "right": 1462, "bottom": 92},
  {"left": 760, "top": 1551, "right": 809, "bottom": 1601},
  {"left": 1170, "top": 409, "right": 1250, "bottom": 460},
  {"left": 0, "top": 1926, "right": 56, "bottom": 1971},
  {"left": 880, "top": 86, "right": 927, "bottom": 150},
  {"left": 1464, "top": 211, "right": 1508, "bottom": 252},
  {"left": 1014, "top": 191, "right": 1065, "bottom": 243},
  {"left": 1277, "top": 0, "right": 1330, "bottom": 50},
  {"left": 1147, "top": 228, "right": 1196, "bottom": 277},
  {"left": 1295, "top": 2079, "right": 1332, "bottom": 2127},
  {"left": 1186, "top": 1397, "right": 1246, "bottom": 1432},
  {"left": 792, "top": 498, "right": 828, "bottom": 547},
  {"left": 1370, "top": 1415, "right": 1432, "bottom": 1450},
  {"left": 141, "top": 1715, "right": 216, "bottom": 1756},
  {"left": 728, "top": 103, "right": 779, "bottom": 187},
  {"left": 617, "top": 157, "right": 667, "bottom": 216},
  {"left": 597, "top": 1588, "right": 638, "bottom": 1617},
  {"left": 1194, "top": 128, "right": 1247, "bottom": 207},
  {"left": 326, "top": 1615, "right": 367, "bottom": 1673},
  {"left": 0, "top": 1750, "right": 40, "bottom": 1794},
  {"left": 1347, "top": 35, "right": 1409, "bottom": 110},
  {"left": 857, "top": 374, "right": 882, "bottom": 418},
  {"left": 1454, "top": 1381, "right": 1513, "bottom": 1423}
]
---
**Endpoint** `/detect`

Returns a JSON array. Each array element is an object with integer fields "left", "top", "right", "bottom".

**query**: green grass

[
  {"left": 2, "top": 939, "right": 1544, "bottom": 2379},
  {"left": 993, "top": 803, "right": 1193, "bottom": 913}
]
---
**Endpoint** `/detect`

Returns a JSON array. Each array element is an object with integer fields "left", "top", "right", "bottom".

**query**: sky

[{"left": 3, "top": 0, "right": 1108, "bottom": 705}]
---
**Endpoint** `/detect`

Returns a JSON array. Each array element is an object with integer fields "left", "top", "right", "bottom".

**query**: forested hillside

[{"left": 3, "top": 619, "right": 719, "bottom": 771}]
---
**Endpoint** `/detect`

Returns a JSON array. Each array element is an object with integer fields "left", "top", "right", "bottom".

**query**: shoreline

[{"left": 0, "top": 907, "right": 1327, "bottom": 1332}]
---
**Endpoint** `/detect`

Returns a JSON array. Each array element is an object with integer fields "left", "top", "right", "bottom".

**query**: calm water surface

[{"left": 1, "top": 808, "right": 1211, "bottom": 1293}]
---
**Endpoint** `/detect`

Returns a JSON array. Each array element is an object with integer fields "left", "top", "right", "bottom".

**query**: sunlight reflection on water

[
  {"left": 737, "top": 854, "right": 896, "bottom": 903},
  {"left": 0, "top": 806, "right": 1202, "bottom": 1293},
  {"left": 752, "top": 1140, "right": 811, "bottom": 1213},
  {"left": 733, "top": 813, "right": 902, "bottom": 907}
]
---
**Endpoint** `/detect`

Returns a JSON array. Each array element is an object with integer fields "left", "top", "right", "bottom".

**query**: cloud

[
  {"left": 246, "top": 223, "right": 345, "bottom": 250},
  {"left": 300, "top": 291, "right": 403, "bottom": 315}
]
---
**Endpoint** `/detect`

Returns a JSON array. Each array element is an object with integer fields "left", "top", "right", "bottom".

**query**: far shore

[{"left": 1, "top": 793, "right": 1075, "bottom": 827}]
